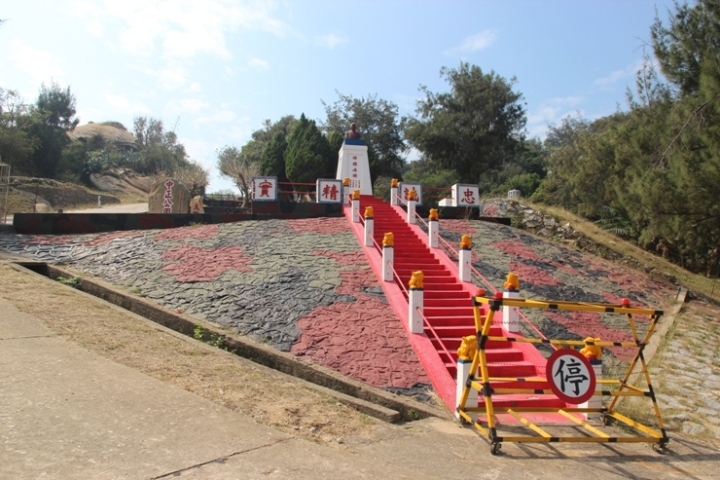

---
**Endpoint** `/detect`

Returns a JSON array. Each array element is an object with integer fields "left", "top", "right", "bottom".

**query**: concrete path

[
  {"left": 2, "top": 281, "right": 720, "bottom": 479},
  {"left": 66, "top": 202, "right": 148, "bottom": 214},
  {"left": 0, "top": 296, "right": 422, "bottom": 479}
]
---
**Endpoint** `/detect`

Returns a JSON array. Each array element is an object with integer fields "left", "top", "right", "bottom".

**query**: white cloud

[
  {"left": 84, "top": 19, "right": 105, "bottom": 38},
  {"left": 181, "top": 137, "right": 216, "bottom": 169},
  {"left": 215, "top": 118, "right": 254, "bottom": 143},
  {"left": 316, "top": 33, "right": 348, "bottom": 49},
  {"left": 527, "top": 96, "right": 584, "bottom": 139},
  {"left": 103, "top": 92, "right": 151, "bottom": 115},
  {"left": 167, "top": 98, "right": 211, "bottom": 115},
  {"left": 249, "top": 57, "right": 270, "bottom": 71},
  {"left": 72, "top": 0, "right": 292, "bottom": 61},
  {"left": 594, "top": 60, "right": 645, "bottom": 87},
  {"left": 7, "top": 40, "right": 65, "bottom": 85},
  {"left": 446, "top": 30, "right": 497, "bottom": 55},
  {"left": 194, "top": 109, "right": 237, "bottom": 125},
  {"left": 141, "top": 64, "right": 191, "bottom": 91}
]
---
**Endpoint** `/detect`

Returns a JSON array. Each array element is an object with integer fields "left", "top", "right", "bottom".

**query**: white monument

[{"left": 336, "top": 123, "right": 373, "bottom": 195}]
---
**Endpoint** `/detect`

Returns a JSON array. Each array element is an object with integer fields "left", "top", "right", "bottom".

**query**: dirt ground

[{"left": 0, "top": 262, "right": 400, "bottom": 448}]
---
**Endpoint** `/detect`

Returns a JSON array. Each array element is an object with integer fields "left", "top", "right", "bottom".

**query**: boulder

[
  {"left": 148, "top": 178, "right": 191, "bottom": 214},
  {"left": 189, "top": 195, "right": 205, "bottom": 214}
]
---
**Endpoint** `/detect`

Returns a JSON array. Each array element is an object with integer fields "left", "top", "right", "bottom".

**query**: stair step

[
  {"left": 432, "top": 343, "right": 526, "bottom": 364},
  {"left": 425, "top": 290, "right": 468, "bottom": 299},
  {"left": 423, "top": 306, "right": 475, "bottom": 317},
  {"left": 429, "top": 324, "right": 505, "bottom": 336},
  {"left": 394, "top": 256, "right": 439, "bottom": 262},
  {"left": 420, "top": 284, "right": 465, "bottom": 292},
  {"left": 431, "top": 337, "right": 511, "bottom": 350},
  {"left": 424, "top": 317, "right": 476, "bottom": 327},
  {"left": 481, "top": 395, "right": 565, "bottom": 408},
  {"left": 486, "top": 361, "right": 539, "bottom": 377},
  {"left": 424, "top": 298, "right": 472, "bottom": 308},
  {"left": 394, "top": 264, "right": 448, "bottom": 272}
]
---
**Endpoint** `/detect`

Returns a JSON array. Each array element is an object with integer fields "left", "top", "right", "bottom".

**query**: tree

[
  {"left": 133, "top": 116, "right": 164, "bottom": 149},
  {"left": 321, "top": 92, "right": 406, "bottom": 181},
  {"left": 326, "top": 130, "right": 344, "bottom": 174},
  {"left": 0, "top": 88, "right": 37, "bottom": 173},
  {"left": 651, "top": 0, "right": 720, "bottom": 96},
  {"left": 538, "top": 113, "right": 621, "bottom": 218},
  {"left": 623, "top": 0, "right": 720, "bottom": 273},
  {"left": 25, "top": 83, "right": 79, "bottom": 178},
  {"left": 217, "top": 145, "right": 260, "bottom": 207},
  {"left": 284, "top": 114, "right": 332, "bottom": 184},
  {"left": 173, "top": 160, "right": 209, "bottom": 195},
  {"left": 36, "top": 82, "right": 79, "bottom": 131},
  {"left": 261, "top": 132, "right": 288, "bottom": 182},
  {"left": 133, "top": 116, "right": 190, "bottom": 174},
  {"left": 405, "top": 63, "right": 527, "bottom": 190}
]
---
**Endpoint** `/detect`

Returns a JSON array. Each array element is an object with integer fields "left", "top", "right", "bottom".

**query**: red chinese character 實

[{"left": 259, "top": 180, "right": 273, "bottom": 197}]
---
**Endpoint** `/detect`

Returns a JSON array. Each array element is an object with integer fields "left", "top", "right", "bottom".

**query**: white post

[
  {"left": 581, "top": 360, "right": 603, "bottom": 420},
  {"left": 97, "top": 195, "right": 102, "bottom": 208},
  {"left": 459, "top": 248, "right": 471, "bottom": 282},
  {"left": 342, "top": 186, "right": 350, "bottom": 205},
  {"left": 390, "top": 186, "right": 398, "bottom": 206},
  {"left": 502, "top": 290, "right": 520, "bottom": 333},
  {"left": 382, "top": 246, "right": 394, "bottom": 282},
  {"left": 364, "top": 217, "right": 374, "bottom": 247},
  {"left": 456, "top": 359, "right": 478, "bottom": 417},
  {"left": 407, "top": 199, "right": 416, "bottom": 224},
  {"left": 352, "top": 198, "right": 360, "bottom": 223},
  {"left": 408, "top": 287, "right": 424, "bottom": 334},
  {"left": 428, "top": 219, "right": 438, "bottom": 248}
]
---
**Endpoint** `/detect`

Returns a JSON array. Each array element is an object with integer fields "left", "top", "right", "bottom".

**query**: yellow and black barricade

[{"left": 456, "top": 293, "right": 668, "bottom": 455}]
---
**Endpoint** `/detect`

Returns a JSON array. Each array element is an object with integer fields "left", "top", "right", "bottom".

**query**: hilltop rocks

[
  {"left": 68, "top": 122, "right": 137, "bottom": 151},
  {"left": 8, "top": 177, "right": 120, "bottom": 211},
  {"left": 478, "top": 198, "right": 578, "bottom": 240}
]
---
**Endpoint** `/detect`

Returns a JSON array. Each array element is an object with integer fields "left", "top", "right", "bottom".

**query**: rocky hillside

[{"left": 3, "top": 168, "right": 158, "bottom": 214}]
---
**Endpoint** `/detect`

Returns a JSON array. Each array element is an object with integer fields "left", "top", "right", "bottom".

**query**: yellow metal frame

[{"left": 456, "top": 295, "right": 668, "bottom": 455}]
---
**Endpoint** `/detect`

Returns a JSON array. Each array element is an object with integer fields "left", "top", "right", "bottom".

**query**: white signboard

[
  {"left": 398, "top": 182, "right": 423, "bottom": 206},
  {"left": 316, "top": 179, "right": 343, "bottom": 204},
  {"left": 452, "top": 183, "right": 480, "bottom": 207},
  {"left": 251, "top": 176, "right": 278, "bottom": 201}
]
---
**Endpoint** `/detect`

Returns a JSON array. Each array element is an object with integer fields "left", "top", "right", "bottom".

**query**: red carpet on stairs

[{"left": 348, "top": 196, "right": 565, "bottom": 413}]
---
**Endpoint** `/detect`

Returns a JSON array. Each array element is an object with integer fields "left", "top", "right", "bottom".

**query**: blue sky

[{"left": 1, "top": 0, "right": 676, "bottom": 192}]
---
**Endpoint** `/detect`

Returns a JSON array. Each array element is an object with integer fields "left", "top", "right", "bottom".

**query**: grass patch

[{"left": 57, "top": 276, "right": 82, "bottom": 289}]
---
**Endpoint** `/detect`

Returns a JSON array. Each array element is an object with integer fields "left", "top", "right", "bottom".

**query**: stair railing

[
  {"left": 358, "top": 213, "right": 410, "bottom": 299},
  {"left": 419, "top": 306, "right": 456, "bottom": 364},
  {"left": 411, "top": 209, "right": 550, "bottom": 343}
]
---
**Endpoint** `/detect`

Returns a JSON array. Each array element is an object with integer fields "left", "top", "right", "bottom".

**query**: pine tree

[{"left": 284, "top": 114, "right": 332, "bottom": 183}]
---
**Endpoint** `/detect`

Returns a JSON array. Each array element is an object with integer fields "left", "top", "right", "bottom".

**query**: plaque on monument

[
  {"left": 148, "top": 178, "right": 191, "bottom": 213},
  {"left": 336, "top": 123, "right": 372, "bottom": 195}
]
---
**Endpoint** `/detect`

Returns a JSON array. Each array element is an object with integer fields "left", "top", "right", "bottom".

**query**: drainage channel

[{"left": 14, "top": 261, "right": 446, "bottom": 423}]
